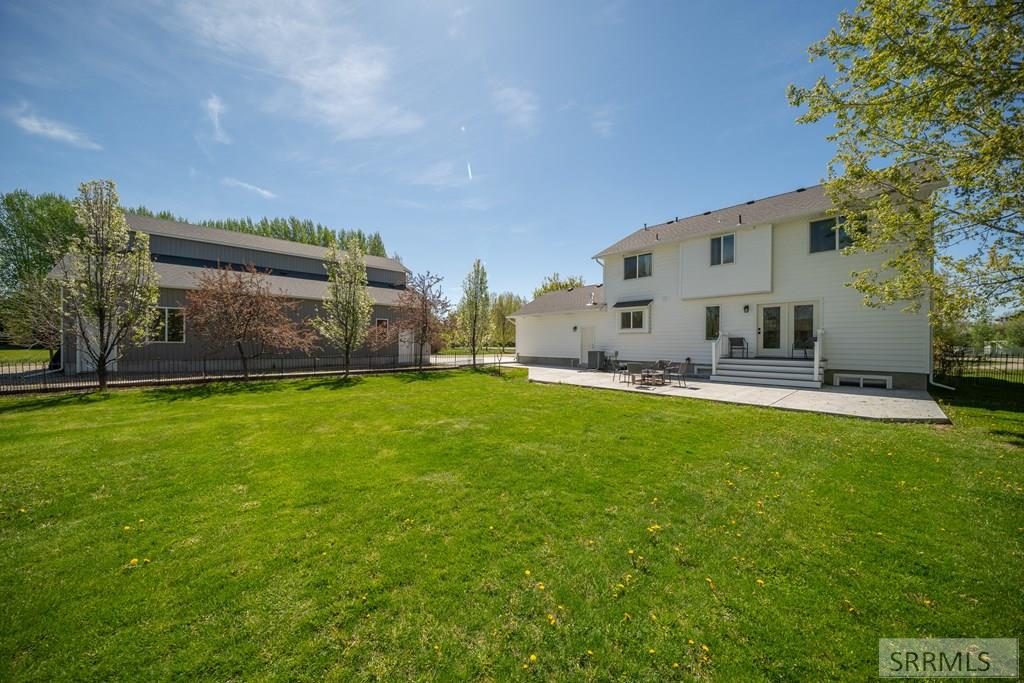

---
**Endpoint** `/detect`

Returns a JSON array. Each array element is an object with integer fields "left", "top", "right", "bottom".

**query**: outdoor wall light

[
  {"left": 743, "top": 304, "right": 750, "bottom": 313},
  {"left": 572, "top": 325, "right": 578, "bottom": 332}
]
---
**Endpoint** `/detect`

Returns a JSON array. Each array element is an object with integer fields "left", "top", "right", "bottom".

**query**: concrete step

[
  {"left": 710, "top": 374, "right": 822, "bottom": 389},
  {"left": 717, "top": 362, "right": 821, "bottom": 375},
  {"left": 718, "top": 357, "right": 818, "bottom": 367},
  {"left": 717, "top": 369, "right": 823, "bottom": 382}
]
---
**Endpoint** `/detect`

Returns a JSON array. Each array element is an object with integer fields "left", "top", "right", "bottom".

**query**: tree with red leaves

[
  {"left": 396, "top": 271, "right": 449, "bottom": 371},
  {"left": 185, "top": 264, "right": 317, "bottom": 378}
]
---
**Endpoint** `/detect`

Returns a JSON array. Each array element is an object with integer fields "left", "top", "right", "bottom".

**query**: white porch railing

[
  {"left": 711, "top": 334, "right": 723, "bottom": 375},
  {"left": 813, "top": 328, "right": 825, "bottom": 380}
]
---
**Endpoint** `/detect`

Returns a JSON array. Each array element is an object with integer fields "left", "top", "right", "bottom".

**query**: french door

[{"left": 756, "top": 302, "right": 817, "bottom": 358}]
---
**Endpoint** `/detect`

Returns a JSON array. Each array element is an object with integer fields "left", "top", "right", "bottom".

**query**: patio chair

[
  {"left": 625, "top": 362, "right": 645, "bottom": 386},
  {"left": 728, "top": 337, "right": 748, "bottom": 358},
  {"left": 606, "top": 351, "right": 626, "bottom": 382},
  {"left": 792, "top": 336, "right": 814, "bottom": 359},
  {"left": 664, "top": 360, "right": 688, "bottom": 387}
]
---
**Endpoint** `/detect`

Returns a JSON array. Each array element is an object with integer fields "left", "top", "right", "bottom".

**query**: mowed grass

[
  {"left": 0, "top": 348, "right": 49, "bottom": 364},
  {"left": 0, "top": 371, "right": 1021, "bottom": 681}
]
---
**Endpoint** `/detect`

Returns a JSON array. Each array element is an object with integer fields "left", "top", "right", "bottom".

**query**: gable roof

[
  {"left": 510, "top": 284, "right": 605, "bottom": 317},
  {"left": 593, "top": 183, "right": 833, "bottom": 259},
  {"left": 126, "top": 214, "right": 409, "bottom": 273}
]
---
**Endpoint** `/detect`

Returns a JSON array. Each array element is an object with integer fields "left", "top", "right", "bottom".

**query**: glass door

[
  {"left": 757, "top": 305, "right": 783, "bottom": 356},
  {"left": 792, "top": 304, "right": 814, "bottom": 358}
]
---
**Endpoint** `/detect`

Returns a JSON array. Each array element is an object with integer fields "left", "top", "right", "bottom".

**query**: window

[
  {"left": 375, "top": 318, "right": 389, "bottom": 331},
  {"left": 710, "top": 234, "right": 734, "bottom": 266},
  {"left": 624, "top": 253, "right": 652, "bottom": 280},
  {"left": 149, "top": 307, "right": 185, "bottom": 343},
  {"left": 619, "top": 310, "right": 644, "bottom": 330},
  {"left": 705, "top": 306, "right": 720, "bottom": 340},
  {"left": 809, "top": 217, "right": 849, "bottom": 253}
]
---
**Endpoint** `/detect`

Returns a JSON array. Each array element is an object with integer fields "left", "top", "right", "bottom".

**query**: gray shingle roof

[
  {"left": 152, "top": 261, "right": 402, "bottom": 306},
  {"left": 593, "top": 183, "right": 833, "bottom": 258},
  {"left": 126, "top": 214, "right": 409, "bottom": 273},
  {"left": 510, "top": 284, "right": 605, "bottom": 317}
]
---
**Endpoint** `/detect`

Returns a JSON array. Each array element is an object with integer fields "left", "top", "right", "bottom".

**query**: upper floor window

[
  {"left": 809, "top": 217, "right": 851, "bottom": 253},
  {"left": 624, "top": 253, "right": 652, "bottom": 280},
  {"left": 710, "top": 234, "right": 735, "bottom": 266},
  {"left": 149, "top": 307, "right": 185, "bottom": 343}
]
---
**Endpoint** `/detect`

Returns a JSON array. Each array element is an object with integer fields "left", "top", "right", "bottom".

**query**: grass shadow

[
  {"left": 0, "top": 390, "right": 113, "bottom": 414},
  {"left": 143, "top": 379, "right": 294, "bottom": 403},
  {"left": 294, "top": 376, "right": 366, "bottom": 391}
]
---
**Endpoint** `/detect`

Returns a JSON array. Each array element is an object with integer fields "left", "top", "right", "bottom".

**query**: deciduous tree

[
  {"left": 186, "top": 264, "right": 316, "bottom": 378},
  {"left": 457, "top": 259, "right": 491, "bottom": 366},
  {"left": 311, "top": 239, "right": 374, "bottom": 375},
  {"left": 0, "top": 274, "right": 62, "bottom": 364},
  {"left": 533, "top": 272, "right": 585, "bottom": 299},
  {"left": 396, "top": 271, "right": 449, "bottom": 370},
  {"left": 0, "top": 190, "right": 78, "bottom": 297},
  {"left": 490, "top": 291, "right": 525, "bottom": 352},
  {"left": 57, "top": 180, "right": 159, "bottom": 388},
  {"left": 788, "top": 0, "right": 1024, "bottom": 321}
]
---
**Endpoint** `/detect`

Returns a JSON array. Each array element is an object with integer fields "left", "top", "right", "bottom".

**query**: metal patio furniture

[
  {"left": 728, "top": 337, "right": 749, "bottom": 358},
  {"left": 625, "top": 362, "right": 645, "bottom": 385}
]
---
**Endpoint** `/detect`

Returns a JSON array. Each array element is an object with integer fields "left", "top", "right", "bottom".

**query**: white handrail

[
  {"left": 813, "top": 328, "right": 825, "bottom": 382},
  {"left": 711, "top": 334, "right": 721, "bottom": 375}
]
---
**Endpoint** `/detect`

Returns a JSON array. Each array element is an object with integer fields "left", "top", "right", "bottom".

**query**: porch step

[
  {"left": 717, "top": 362, "right": 821, "bottom": 374},
  {"left": 716, "top": 368, "right": 823, "bottom": 382},
  {"left": 709, "top": 374, "right": 822, "bottom": 389},
  {"left": 719, "top": 357, "right": 817, "bottom": 367}
]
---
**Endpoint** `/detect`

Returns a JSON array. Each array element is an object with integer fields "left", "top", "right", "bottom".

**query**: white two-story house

[{"left": 510, "top": 182, "right": 933, "bottom": 389}]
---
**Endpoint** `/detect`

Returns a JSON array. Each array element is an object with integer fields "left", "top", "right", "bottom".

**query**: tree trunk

[
  {"left": 344, "top": 347, "right": 351, "bottom": 377},
  {"left": 236, "top": 341, "right": 249, "bottom": 379},
  {"left": 96, "top": 357, "right": 108, "bottom": 389}
]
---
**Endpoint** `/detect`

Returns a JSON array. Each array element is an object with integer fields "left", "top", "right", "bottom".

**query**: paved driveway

[{"left": 526, "top": 366, "right": 949, "bottom": 423}]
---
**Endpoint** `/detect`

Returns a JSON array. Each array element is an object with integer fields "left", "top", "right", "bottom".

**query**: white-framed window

[
  {"left": 710, "top": 234, "right": 735, "bottom": 266},
  {"left": 375, "top": 318, "right": 389, "bottom": 331},
  {"left": 809, "top": 217, "right": 851, "bottom": 253},
  {"left": 618, "top": 308, "right": 650, "bottom": 333},
  {"left": 624, "top": 253, "right": 652, "bottom": 280},
  {"left": 149, "top": 307, "right": 185, "bottom": 343}
]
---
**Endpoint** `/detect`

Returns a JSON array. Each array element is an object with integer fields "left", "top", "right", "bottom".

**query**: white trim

[{"left": 710, "top": 233, "right": 735, "bottom": 266}]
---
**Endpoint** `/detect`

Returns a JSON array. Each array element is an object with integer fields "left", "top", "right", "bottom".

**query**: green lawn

[
  {"left": 1, "top": 371, "right": 1021, "bottom": 681},
  {"left": 0, "top": 348, "right": 50, "bottom": 364}
]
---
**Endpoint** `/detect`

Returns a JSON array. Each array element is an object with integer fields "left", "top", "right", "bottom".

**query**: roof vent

[
  {"left": 702, "top": 211, "right": 711, "bottom": 216},
  {"left": 795, "top": 187, "right": 806, "bottom": 192},
  {"left": 567, "top": 287, "right": 575, "bottom": 292},
  {"left": 745, "top": 200, "right": 755, "bottom": 205}
]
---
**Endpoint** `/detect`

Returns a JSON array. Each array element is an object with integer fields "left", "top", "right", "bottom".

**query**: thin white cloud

[
  {"left": 204, "top": 94, "right": 230, "bottom": 143},
  {"left": 467, "top": 162, "right": 473, "bottom": 181},
  {"left": 411, "top": 161, "right": 469, "bottom": 189},
  {"left": 222, "top": 177, "right": 277, "bottom": 199},
  {"left": 493, "top": 86, "right": 539, "bottom": 131},
  {"left": 175, "top": 0, "right": 422, "bottom": 140},
  {"left": 8, "top": 104, "right": 101, "bottom": 150},
  {"left": 591, "top": 106, "right": 614, "bottom": 138}
]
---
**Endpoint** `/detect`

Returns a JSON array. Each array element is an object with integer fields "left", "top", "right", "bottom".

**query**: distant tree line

[{"left": 129, "top": 206, "right": 388, "bottom": 257}]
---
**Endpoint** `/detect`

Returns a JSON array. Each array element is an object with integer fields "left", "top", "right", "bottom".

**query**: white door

[
  {"left": 579, "top": 326, "right": 594, "bottom": 366},
  {"left": 756, "top": 304, "right": 785, "bottom": 357}
]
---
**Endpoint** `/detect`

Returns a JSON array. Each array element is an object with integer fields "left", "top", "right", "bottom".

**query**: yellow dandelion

[
  {"left": 688, "top": 639, "right": 694, "bottom": 645},
  {"left": 129, "top": 558, "right": 139, "bottom": 566},
  {"left": 756, "top": 578, "right": 765, "bottom": 586},
  {"left": 586, "top": 650, "right": 593, "bottom": 656},
  {"left": 123, "top": 526, "right": 131, "bottom": 531},
  {"left": 524, "top": 569, "right": 531, "bottom": 576},
  {"left": 648, "top": 648, "right": 656, "bottom": 654},
  {"left": 19, "top": 508, "right": 27, "bottom": 513},
  {"left": 522, "top": 664, "right": 529, "bottom": 670},
  {"left": 673, "top": 662, "right": 680, "bottom": 668},
  {"left": 143, "top": 558, "right": 151, "bottom": 564},
  {"left": 627, "top": 548, "right": 635, "bottom": 555},
  {"left": 623, "top": 612, "right": 632, "bottom": 622},
  {"left": 138, "top": 518, "right": 144, "bottom": 522},
  {"left": 529, "top": 654, "right": 537, "bottom": 663},
  {"left": 701, "top": 644, "right": 710, "bottom": 652},
  {"left": 537, "top": 582, "right": 545, "bottom": 590}
]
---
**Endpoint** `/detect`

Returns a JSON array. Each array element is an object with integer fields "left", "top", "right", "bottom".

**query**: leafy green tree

[
  {"left": 0, "top": 274, "right": 62, "bottom": 363},
  {"left": 1005, "top": 313, "right": 1024, "bottom": 347},
  {"left": 490, "top": 292, "right": 525, "bottom": 352},
  {"left": 366, "top": 232, "right": 387, "bottom": 257},
  {"left": 787, "top": 0, "right": 1024, "bottom": 322},
  {"left": 312, "top": 239, "right": 374, "bottom": 375},
  {"left": 0, "top": 190, "right": 79, "bottom": 297},
  {"left": 57, "top": 180, "right": 159, "bottom": 388},
  {"left": 457, "top": 259, "right": 492, "bottom": 366},
  {"left": 533, "top": 272, "right": 585, "bottom": 299}
]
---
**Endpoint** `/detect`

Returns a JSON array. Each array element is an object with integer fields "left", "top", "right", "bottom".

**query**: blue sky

[{"left": 0, "top": 0, "right": 848, "bottom": 301}]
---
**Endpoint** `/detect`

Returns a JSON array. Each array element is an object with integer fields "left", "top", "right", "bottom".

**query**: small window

[
  {"left": 705, "top": 306, "right": 720, "bottom": 340},
  {"left": 810, "top": 217, "right": 849, "bottom": 253},
  {"left": 710, "top": 234, "right": 734, "bottom": 266},
  {"left": 624, "top": 253, "right": 652, "bottom": 280},
  {"left": 149, "top": 307, "right": 185, "bottom": 343},
  {"left": 620, "top": 310, "right": 644, "bottom": 330},
  {"left": 375, "top": 318, "right": 389, "bottom": 331}
]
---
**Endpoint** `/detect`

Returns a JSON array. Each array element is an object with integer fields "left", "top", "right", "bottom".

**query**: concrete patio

[{"left": 526, "top": 366, "right": 950, "bottom": 423}]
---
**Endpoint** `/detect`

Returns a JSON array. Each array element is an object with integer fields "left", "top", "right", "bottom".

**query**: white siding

[
  {"left": 590, "top": 216, "right": 929, "bottom": 374},
  {"left": 680, "top": 224, "right": 772, "bottom": 299},
  {"left": 514, "top": 311, "right": 604, "bottom": 362}
]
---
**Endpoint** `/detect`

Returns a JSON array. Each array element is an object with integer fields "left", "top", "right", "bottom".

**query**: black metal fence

[
  {"left": 933, "top": 346, "right": 1024, "bottom": 386},
  {"left": 0, "top": 350, "right": 518, "bottom": 395}
]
